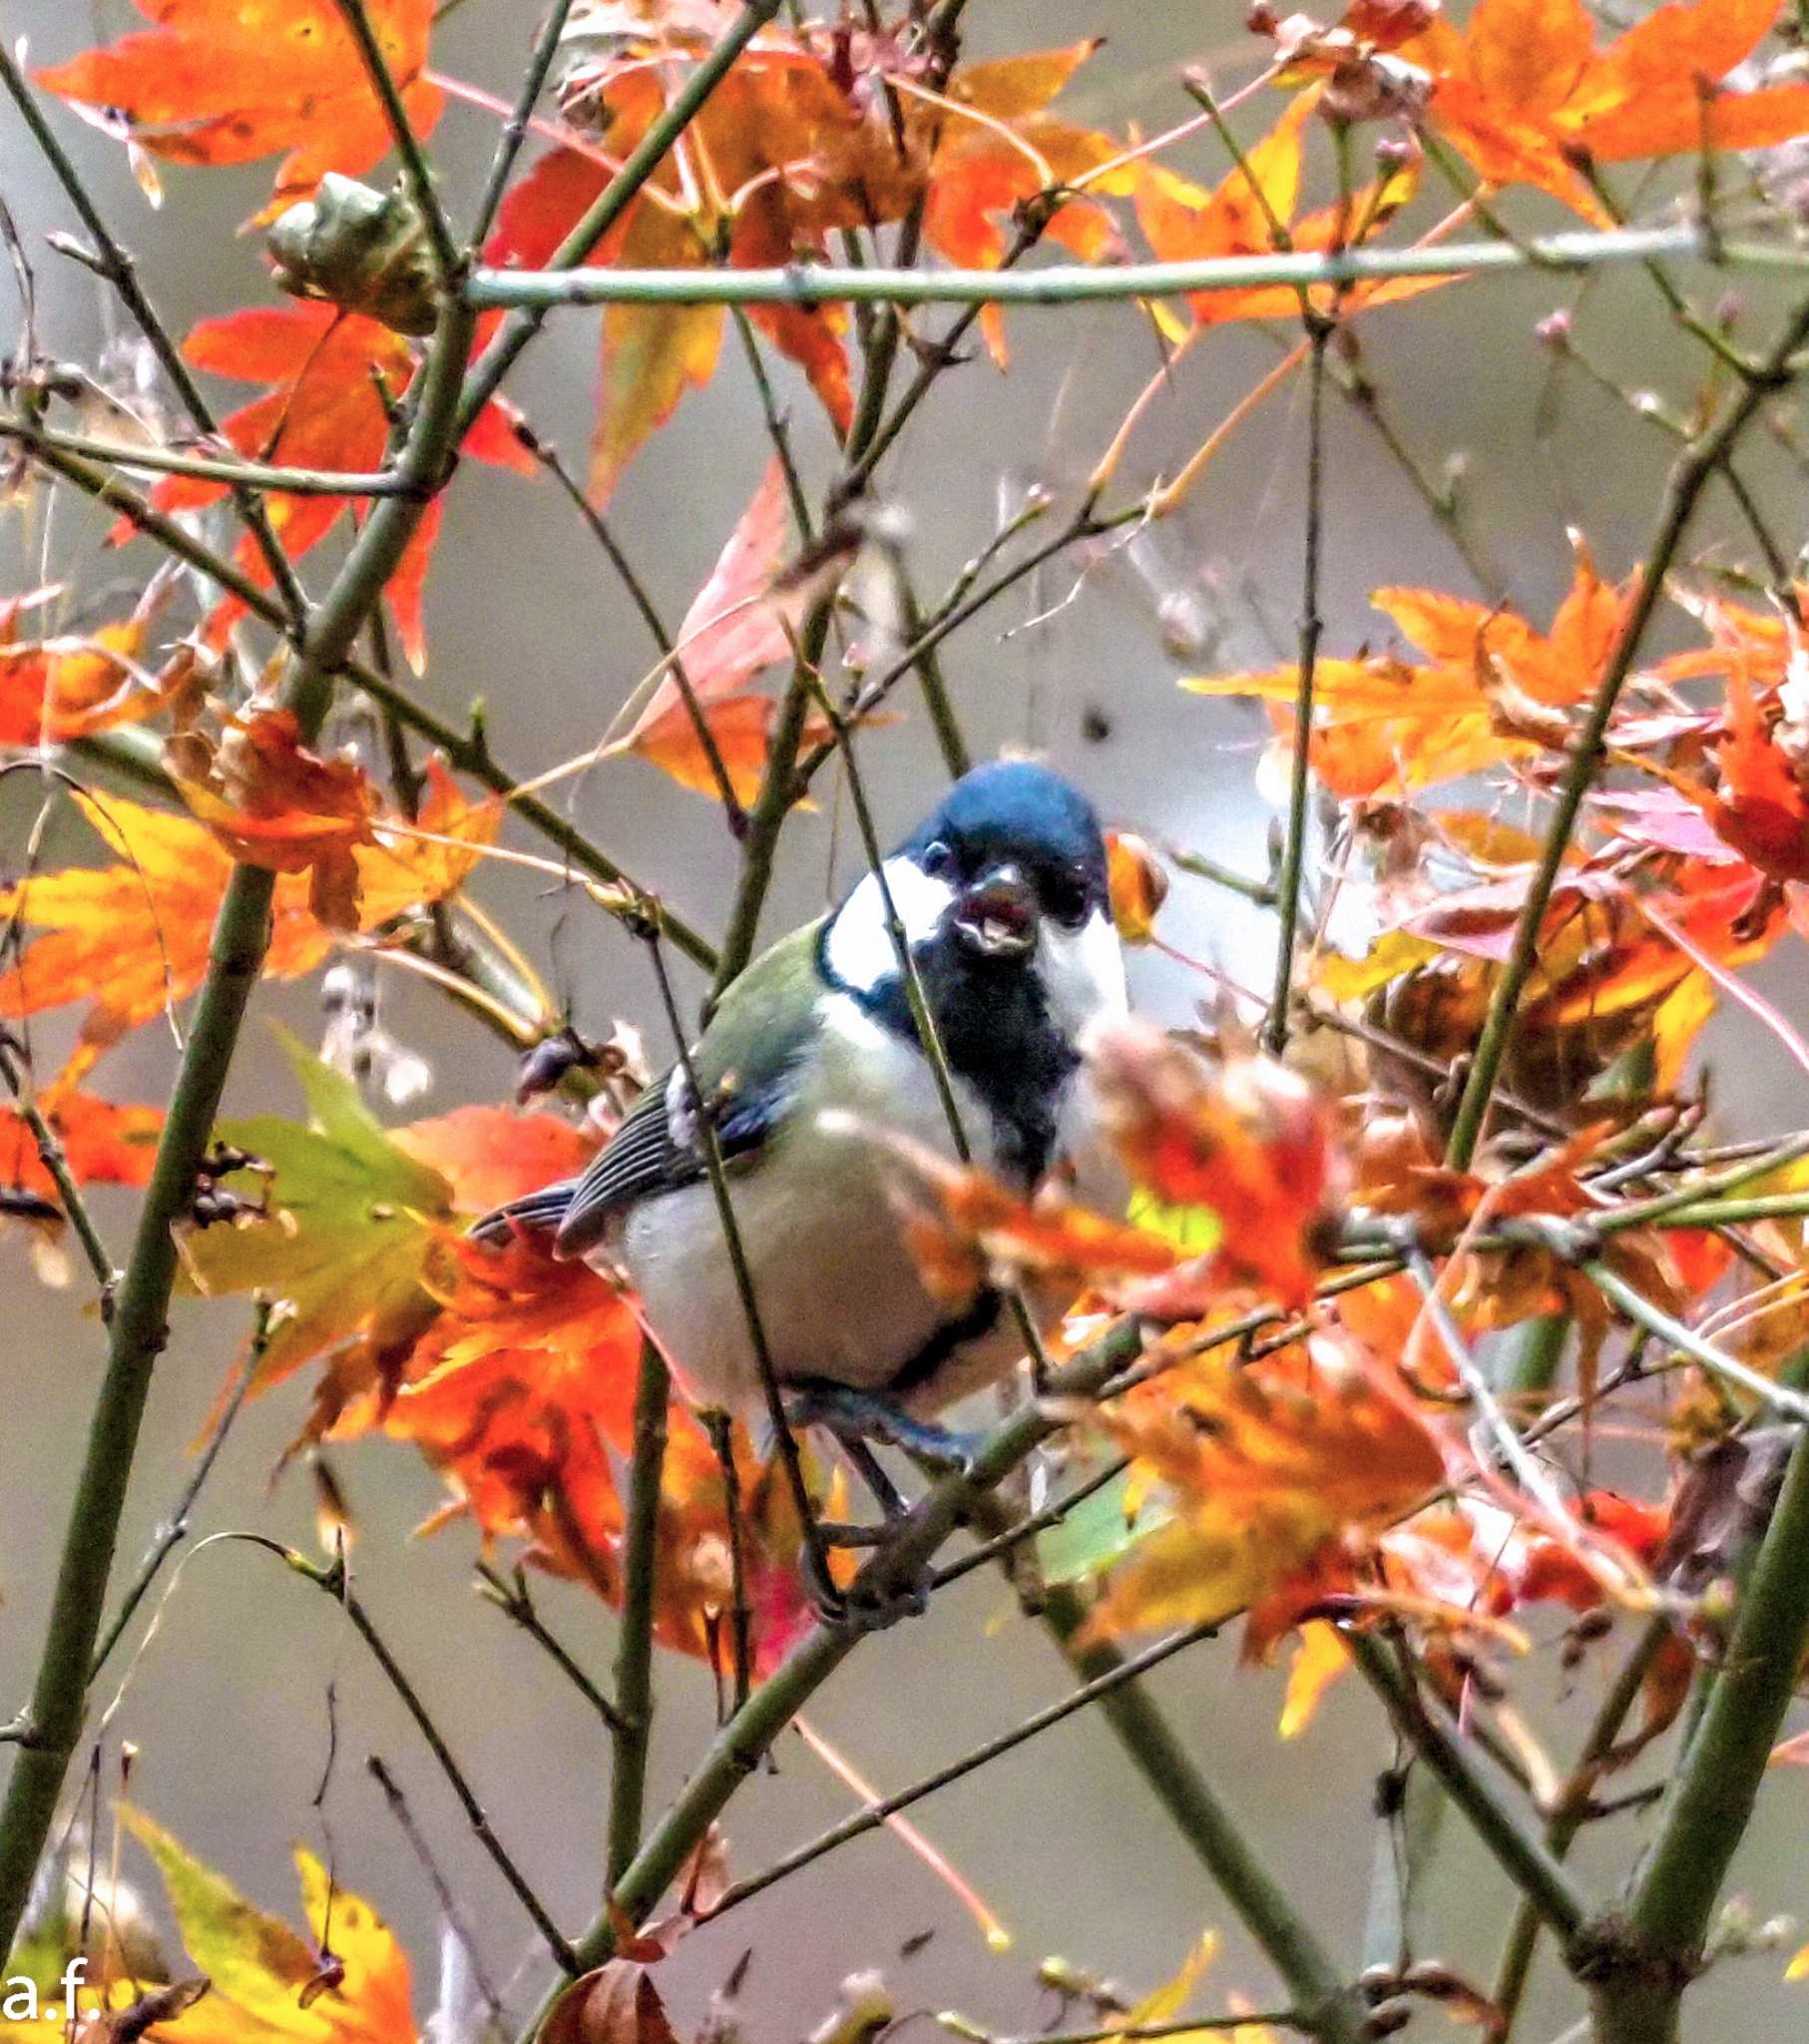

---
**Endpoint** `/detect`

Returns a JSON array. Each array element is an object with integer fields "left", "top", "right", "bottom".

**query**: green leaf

[
  {"left": 181, "top": 1026, "right": 452, "bottom": 1388},
  {"left": 1038, "top": 1466, "right": 1170, "bottom": 1586},
  {"left": 1126, "top": 1188, "right": 1222, "bottom": 1257},
  {"left": 124, "top": 1809, "right": 318, "bottom": 2027}
]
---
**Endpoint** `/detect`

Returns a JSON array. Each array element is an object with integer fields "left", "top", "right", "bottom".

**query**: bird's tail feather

[{"left": 469, "top": 1178, "right": 579, "bottom": 1248}]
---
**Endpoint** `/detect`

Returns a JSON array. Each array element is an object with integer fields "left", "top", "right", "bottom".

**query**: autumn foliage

[{"left": 16, "top": 0, "right": 1809, "bottom": 2041}]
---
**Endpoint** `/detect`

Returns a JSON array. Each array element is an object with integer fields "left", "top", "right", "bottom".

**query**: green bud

[{"left": 267, "top": 174, "right": 441, "bottom": 336}]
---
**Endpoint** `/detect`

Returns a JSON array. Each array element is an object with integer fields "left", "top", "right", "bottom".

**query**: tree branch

[
  {"left": 1590, "top": 1428, "right": 1809, "bottom": 2043},
  {"left": 461, "top": 227, "right": 1808, "bottom": 313},
  {"left": 605, "top": 1338, "right": 670, "bottom": 1892}
]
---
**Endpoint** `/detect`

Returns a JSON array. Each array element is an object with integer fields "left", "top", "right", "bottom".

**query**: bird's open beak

[{"left": 951, "top": 862, "right": 1037, "bottom": 958}]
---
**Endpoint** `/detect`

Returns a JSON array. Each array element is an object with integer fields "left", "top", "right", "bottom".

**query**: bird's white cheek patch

[
  {"left": 824, "top": 858, "right": 955, "bottom": 993},
  {"left": 1039, "top": 910, "right": 1128, "bottom": 1038}
]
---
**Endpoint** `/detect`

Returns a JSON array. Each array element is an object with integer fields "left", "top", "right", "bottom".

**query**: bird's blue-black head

[
  {"left": 821, "top": 760, "right": 1122, "bottom": 1186},
  {"left": 895, "top": 759, "right": 1111, "bottom": 953}
]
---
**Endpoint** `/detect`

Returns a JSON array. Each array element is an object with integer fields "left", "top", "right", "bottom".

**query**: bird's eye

[
  {"left": 1044, "top": 865, "right": 1091, "bottom": 927},
  {"left": 921, "top": 838, "right": 956, "bottom": 879}
]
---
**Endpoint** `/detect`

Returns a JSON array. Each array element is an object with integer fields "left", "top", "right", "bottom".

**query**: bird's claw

[{"left": 799, "top": 1529, "right": 930, "bottom": 1633}]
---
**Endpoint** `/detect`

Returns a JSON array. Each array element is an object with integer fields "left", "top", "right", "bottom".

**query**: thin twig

[
  {"left": 0, "top": 40, "right": 307, "bottom": 622},
  {"left": 1443, "top": 287, "right": 1809, "bottom": 1170},
  {"left": 467, "top": 0, "right": 583, "bottom": 254},
  {"left": 1265, "top": 313, "right": 1330, "bottom": 1056},
  {"left": 0, "top": 1031, "right": 116, "bottom": 1304},
  {"left": 0, "top": 419, "right": 414, "bottom": 495},
  {"left": 474, "top": 1563, "right": 627, "bottom": 1734},
  {"left": 263, "top": 1540, "right": 581, "bottom": 1975},
  {"left": 703, "top": 1615, "right": 1223, "bottom": 1919},
  {"left": 1348, "top": 1634, "right": 1591, "bottom": 1948},
  {"left": 527, "top": 428, "right": 745, "bottom": 824},
  {"left": 1583, "top": 1261, "right": 1809, "bottom": 1422},
  {"left": 1492, "top": 1615, "right": 1673, "bottom": 2030},
  {"left": 367, "top": 1753, "right": 509, "bottom": 2030},
  {"left": 87, "top": 1312, "right": 265, "bottom": 1682}
]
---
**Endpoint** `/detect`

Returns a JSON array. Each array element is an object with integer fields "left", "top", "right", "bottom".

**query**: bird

[{"left": 478, "top": 758, "right": 1127, "bottom": 1509}]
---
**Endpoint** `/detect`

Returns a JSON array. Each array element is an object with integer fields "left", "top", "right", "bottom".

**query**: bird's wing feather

[{"left": 470, "top": 921, "right": 825, "bottom": 1258}]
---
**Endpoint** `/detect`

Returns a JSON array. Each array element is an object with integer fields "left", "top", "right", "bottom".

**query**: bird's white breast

[{"left": 612, "top": 993, "right": 1020, "bottom": 1419}]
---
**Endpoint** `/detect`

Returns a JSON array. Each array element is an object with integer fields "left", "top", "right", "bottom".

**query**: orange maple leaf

[
  {"left": 0, "top": 1080, "right": 163, "bottom": 1206},
  {"left": 0, "top": 765, "right": 496, "bottom": 1045},
  {"left": 392, "top": 1103, "right": 599, "bottom": 1216},
  {"left": 0, "top": 582, "right": 189, "bottom": 747},
  {"left": 1186, "top": 535, "right": 1636, "bottom": 798},
  {"left": 36, "top": 0, "right": 442, "bottom": 226},
  {"left": 393, "top": 1229, "right": 813, "bottom": 1671},
  {"left": 169, "top": 708, "right": 380, "bottom": 929},
  {"left": 1085, "top": 1015, "right": 1347, "bottom": 1307},
  {"left": 1077, "top": 1331, "right": 1450, "bottom": 1647},
  {"left": 1399, "top": 0, "right": 1809, "bottom": 217},
  {"left": 1135, "top": 90, "right": 1441, "bottom": 330}
]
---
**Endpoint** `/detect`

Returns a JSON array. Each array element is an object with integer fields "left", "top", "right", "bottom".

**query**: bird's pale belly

[{"left": 608, "top": 993, "right": 1040, "bottom": 1419}]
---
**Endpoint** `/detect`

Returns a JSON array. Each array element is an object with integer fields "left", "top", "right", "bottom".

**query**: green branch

[
  {"left": 606, "top": 1340, "right": 671, "bottom": 1892},
  {"left": 1589, "top": 1430, "right": 1809, "bottom": 2044},
  {"left": 1036, "top": 1583, "right": 1366, "bottom": 2043},
  {"left": 0, "top": 418, "right": 414, "bottom": 495},
  {"left": 462, "top": 227, "right": 1809, "bottom": 312}
]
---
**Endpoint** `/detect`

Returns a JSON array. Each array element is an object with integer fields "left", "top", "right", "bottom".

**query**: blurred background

[{"left": 5, "top": 1, "right": 1809, "bottom": 2037}]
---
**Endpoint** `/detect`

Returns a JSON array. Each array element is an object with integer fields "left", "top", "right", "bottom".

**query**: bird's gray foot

[{"left": 784, "top": 1380, "right": 983, "bottom": 1474}]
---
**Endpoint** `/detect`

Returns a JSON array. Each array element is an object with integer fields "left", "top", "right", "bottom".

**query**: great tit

[{"left": 479, "top": 759, "right": 1127, "bottom": 1479}]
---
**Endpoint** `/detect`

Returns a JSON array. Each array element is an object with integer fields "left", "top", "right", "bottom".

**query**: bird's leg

[
  {"left": 785, "top": 1380, "right": 985, "bottom": 1473},
  {"left": 783, "top": 1381, "right": 971, "bottom": 1632}
]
